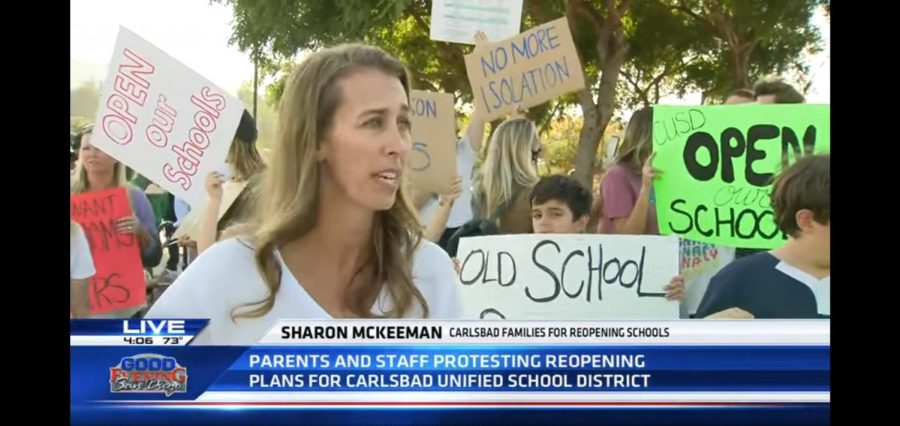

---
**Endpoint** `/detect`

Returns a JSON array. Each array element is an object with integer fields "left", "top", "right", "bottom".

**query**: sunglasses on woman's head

[{"left": 532, "top": 146, "right": 542, "bottom": 163}]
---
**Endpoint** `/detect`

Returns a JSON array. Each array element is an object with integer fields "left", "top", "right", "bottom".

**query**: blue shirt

[{"left": 696, "top": 252, "right": 829, "bottom": 319}]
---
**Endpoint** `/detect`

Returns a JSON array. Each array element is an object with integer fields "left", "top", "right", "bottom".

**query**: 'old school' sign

[{"left": 455, "top": 234, "right": 680, "bottom": 320}]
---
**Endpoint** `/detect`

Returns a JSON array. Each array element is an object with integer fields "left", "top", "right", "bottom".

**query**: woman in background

[
  {"left": 471, "top": 116, "right": 542, "bottom": 234},
  {"left": 71, "top": 127, "right": 161, "bottom": 317},
  {"left": 598, "top": 107, "right": 660, "bottom": 235},
  {"left": 194, "top": 110, "right": 266, "bottom": 254}
]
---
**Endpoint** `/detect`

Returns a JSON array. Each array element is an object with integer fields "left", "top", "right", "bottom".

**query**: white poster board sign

[
  {"left": 680, "top": 239, "right": 735, "bottom": 317},
  {"left": 91, "top": 27, "right": 243, "bottom": 208},
  {"left": 456, "top": 234, "right": 681, "bottom": 320},
  {"left": 430, "top": 0, "right": 524, "bottom": 45}
]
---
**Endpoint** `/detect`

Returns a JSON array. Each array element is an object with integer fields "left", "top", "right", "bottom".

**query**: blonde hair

[
  {"left": 614, "top": 107, "right": 653, "bottom": 173},
  {"left": 229, "top": 43, "right": 427, "bottom": 320},
  {"left": 473, "top": 118, "right": 540, "bottom": 218},
  {"left": 70, "top": 132, "right": 127, "bottom": 194},
  {"left": 70, "top": 219, "right": 79, "bottom": 239},
  {"left": 226, "top": 137, "right": 266, "bottom": 182}
]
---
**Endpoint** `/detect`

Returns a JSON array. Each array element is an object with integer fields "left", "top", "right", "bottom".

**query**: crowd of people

[{"left": 69, "top": 43, "right": 830, "bottom": 344}]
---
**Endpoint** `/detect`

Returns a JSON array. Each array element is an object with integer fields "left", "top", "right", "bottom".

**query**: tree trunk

[
  {"left": 573, "top": 52, "right": 625, "bottom": 190},
  {"left": 731, "top": 46, "right": 751, "bottom": 89},
  {"left": 572, "top": 91, "right": 604, "bottom": 190}
]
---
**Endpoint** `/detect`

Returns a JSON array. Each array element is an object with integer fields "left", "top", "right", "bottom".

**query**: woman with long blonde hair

[
  {"left": 597, "top": 107, "right": 661, "bottom": 234},
  {"left": 148, "top": 44, "right": 460, "bottom": 344},
  {"left": 71, "top": 127, "right": 162, "bottom": 317},
  {"left": 471, "top": 116, "right": 541, "bottom": 234}
]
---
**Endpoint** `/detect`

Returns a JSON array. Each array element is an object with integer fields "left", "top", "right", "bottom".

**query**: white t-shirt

[
  {"left": 70, "top": 223, "right": 96, "bottom": 280},
  {"left": 146, "top": 238, "right": 461, "bottom": 345},
  {"left": 419, "top": 135, "right": 478, "bottom": 228}
]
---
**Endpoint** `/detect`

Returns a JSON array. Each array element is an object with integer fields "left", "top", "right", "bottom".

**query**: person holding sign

[
  {"left": 72, "top": 128, "right": 162, "bottom": 267},
  {"left": 530, "top": 174, "right": 593, "bottom": 234},
  {"left": 471, "top": 115, "right": 542, "bottom": 234},
  {"left": 696, "top": 155, "right": 830, "bottom": 319},
  {"left": 531, "top": 175, "right": 685, "bottom": 302},
  {"left": 417, "top": 32, "right": 489, "bottom": 251},
  {"left": 598, "top": 108, "right": 660, "bottom": 235},
  {"left": 194, "top": 110, "right": 266, "bottom": 255},
  {"left": 70, "top": 220, "right": 95, "bottom": 318},
  {"left": 71, "top": 127, "right": 162, "bottom": 317},
  {"left": 148, "top": 44, "right": 460, "bottom": 344}
]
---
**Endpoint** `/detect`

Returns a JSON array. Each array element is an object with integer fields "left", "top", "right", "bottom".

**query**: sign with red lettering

[
  {"left": 70, "top": 188, "right": 147, "bottom": 314},
  {"left": 91, "top": 27, "right": 244, "bottom": 208}
]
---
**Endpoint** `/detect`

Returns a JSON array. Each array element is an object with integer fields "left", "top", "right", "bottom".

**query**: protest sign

[
  {"left": 464, "top": 18, "right": 585, "bottom": 121},
  {"left": 173, "top": 180, "right": 248, "bottom": 240},
  {"left": 679, "top": 239, "right": 735, "bottom": 317},
  {"left": 408, "top": 90, "right": 457, "bottom": 194},
  {"left": 91, "top": 27, "right": 244, "bottom": 208},
  {"left": 70, "top": 187, "right": 146, "bottom": 314},
  {"left": 455, "top": 234, "right": 681, "bottom": 320},
  {"left": 652, "top": 104, "right": 830, "bottom": 248},
  {"left": 430, "top": 0, "right": 524, "bottom": 45}
]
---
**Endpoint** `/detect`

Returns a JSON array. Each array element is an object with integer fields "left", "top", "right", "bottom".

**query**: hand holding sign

[
  {"left": 205, "top": 171, "right": 224, "bottom": 201},
  {"left": 510, "top": 104, "right": 528, "bottom": 119},
  {"left": 474, "top": 30, "right": 489, "bottom": 45},
  {"left": 663, "top": 275, "right": 685, "bottom": 301},
  {"left": 116, "top": 216, "right": 141, "bottom": 235},
  {"left": 641, "top": 151, "right": 662, "bottom": 191},
  {"left": 438, "top": 175, "right": 463, "bottom": 207}
]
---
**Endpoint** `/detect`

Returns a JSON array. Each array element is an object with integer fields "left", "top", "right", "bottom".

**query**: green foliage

[{"left": 214, "top": 0, "right": 824, "bottom": 178}]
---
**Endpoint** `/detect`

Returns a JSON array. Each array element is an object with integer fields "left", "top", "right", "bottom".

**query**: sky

[
  {"left": 70, "top": 0, "right": 830, "bottom": 101},
  {"left": 71, "top": 0, "right": 254, "bottom": 94}
]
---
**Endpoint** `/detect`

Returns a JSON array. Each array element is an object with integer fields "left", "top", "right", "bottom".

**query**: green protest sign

[{"left": 652, "top": 104, "right": 830, "bottom": 249}]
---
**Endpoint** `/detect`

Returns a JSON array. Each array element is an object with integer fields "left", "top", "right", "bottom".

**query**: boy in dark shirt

[{"left": 696, "top": 155, "right": 830, "bottom": 319}]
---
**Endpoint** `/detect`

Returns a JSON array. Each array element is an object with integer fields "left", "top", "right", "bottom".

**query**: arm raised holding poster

[
  {"left": 599, "top": 108, "right": 662, "bottom": 235},
  {"left": 424, "top": 176, "right": 463, "bottom": 243}
]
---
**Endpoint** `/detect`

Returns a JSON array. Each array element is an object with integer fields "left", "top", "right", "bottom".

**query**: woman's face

[
  {"left": 319, "top": 68, "right": 412, "bottom": 211},
  {"left": 79, "top": 134, "right": 116, "bottom": 174}
]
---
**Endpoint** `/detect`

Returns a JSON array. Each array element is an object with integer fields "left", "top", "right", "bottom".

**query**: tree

[
  {"left": 237, "top": 81, "right": 278, "bottom": 148},
  {"left": 661, "top": 0, "right": 822, "bottom": 95},
  {"left": 215, "top": 0, "right": 823, "bottom": 188}
]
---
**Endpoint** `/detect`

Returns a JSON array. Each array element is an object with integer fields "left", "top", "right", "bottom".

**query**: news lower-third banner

[{"left": 71, "top": 320, "right": 829, "bottom": 426}]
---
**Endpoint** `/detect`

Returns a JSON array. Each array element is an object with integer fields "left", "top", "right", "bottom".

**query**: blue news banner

[{"left": 71, "top": 320, "right": 830, "bottom": 426}]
